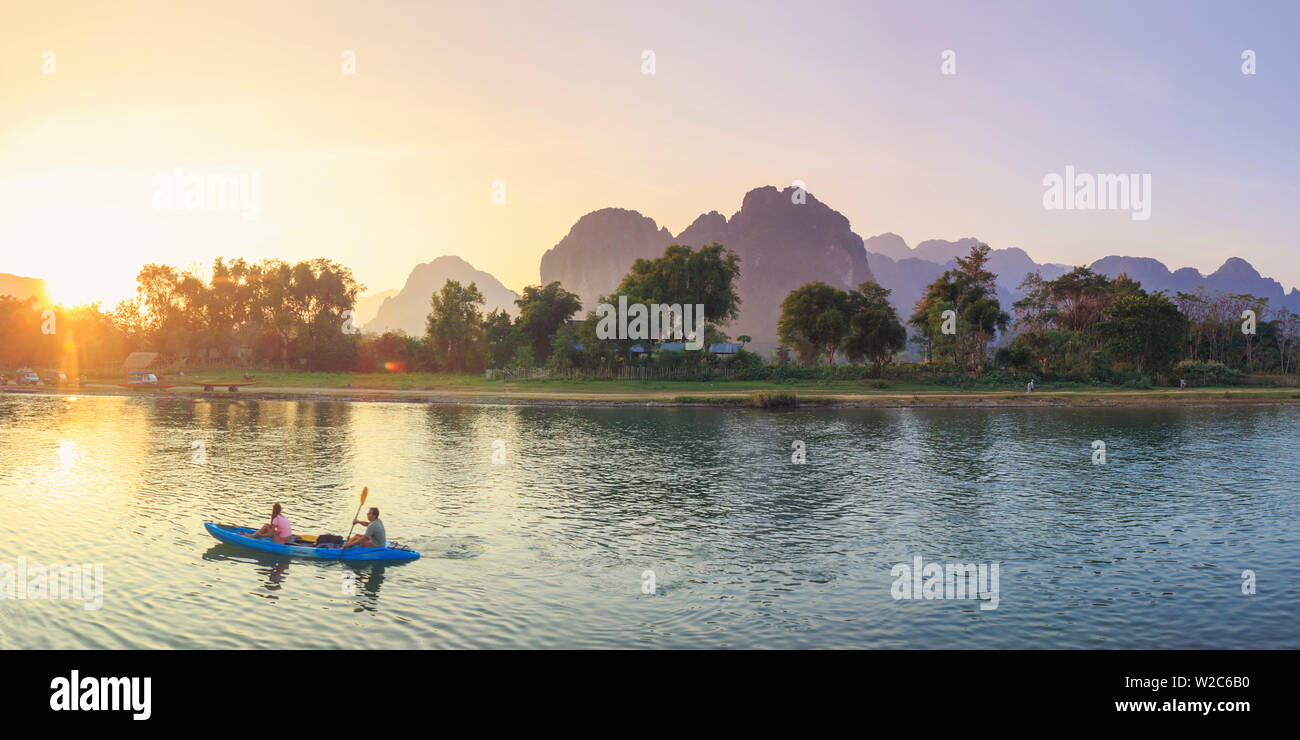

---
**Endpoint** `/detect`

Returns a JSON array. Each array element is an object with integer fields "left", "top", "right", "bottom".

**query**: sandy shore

[{"left": 9, "top": 382, "right": 1300, "bottom": 409}]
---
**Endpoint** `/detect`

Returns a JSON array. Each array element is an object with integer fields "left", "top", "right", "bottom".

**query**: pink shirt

[{"left": 272, "top": 514, "right": 292, "bottom": 539}]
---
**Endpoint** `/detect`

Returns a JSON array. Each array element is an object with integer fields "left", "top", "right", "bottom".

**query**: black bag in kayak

[{"left": 317, "top": 534, "right": 344, "bottom": 546}]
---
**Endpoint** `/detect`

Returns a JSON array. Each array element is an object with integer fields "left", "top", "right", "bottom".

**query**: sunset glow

[{"left": 3, "top": 1, "right": 1297, "bottom": 308}]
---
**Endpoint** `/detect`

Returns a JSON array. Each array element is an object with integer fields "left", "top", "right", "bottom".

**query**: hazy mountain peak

[
  {"left": 682, "top": 210, "right": 727, "bottom": 235},
  {"left": 0, "top": 273, "right": 53, "bottom": 307},
  {"left": 675, "top": 185, "right": 873, "bottom": 348},
  {"left": 363, "top": 255, "right": 519, "bottom": 336},
  {"left": 353, "top": 288, "right": 398, "bottom": 326},
  {"left": 539, "top": 207, "right": 674, "bottom": 310},
  {"left": 1212, "top": 256, "right": 1261, "bottom": 280},
  {"left": 912, "top": 237, "right": 984, "bottom": 264},
  {"left": 862, "top": 232, "right": 911, "bottom": 261},
  {"left": 537, "top": 184, "right": 876, "bottom": 351},
  {"left": 728, "top": 185, "right": 855, "bottom": 237}
]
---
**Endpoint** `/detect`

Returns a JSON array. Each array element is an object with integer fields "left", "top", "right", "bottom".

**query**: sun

[{"left": 45, "top": 266, "right": 137, "bottom": 309}]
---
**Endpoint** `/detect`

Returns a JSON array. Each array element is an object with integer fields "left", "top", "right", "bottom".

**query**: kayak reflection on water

[
  {"left": 260, "top": 561, "right": 290, "bottom": 593},
  {"left": 343, "top": 564, "right": 388, "bottom": 612},
  {"left": 199, "top": 546, "right": 392, "bottom": 609}
]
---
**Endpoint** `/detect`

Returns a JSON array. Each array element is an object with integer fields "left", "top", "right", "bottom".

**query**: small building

[
  {"left": 659, "top": 342, "right": 687, "bottom": 352},
  {"left": 709, "top": 343, "right": 742, "bottom": 355}
]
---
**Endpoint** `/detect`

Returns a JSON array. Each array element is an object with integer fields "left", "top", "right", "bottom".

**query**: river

[{"left": 1, "top": 394, "right": 1296, "bottom": 648}]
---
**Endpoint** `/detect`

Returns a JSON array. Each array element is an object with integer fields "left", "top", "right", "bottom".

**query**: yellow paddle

[{"left": 340, "top": 486, "right": 368, "bottom": 557}]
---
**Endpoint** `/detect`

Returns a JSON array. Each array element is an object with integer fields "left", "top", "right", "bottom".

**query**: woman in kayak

[{"left": 247, "top": 503, "right": 292, "bottom": 544}]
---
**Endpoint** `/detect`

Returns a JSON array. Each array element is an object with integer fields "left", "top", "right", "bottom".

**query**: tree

[
  {"left": 426, "top": 280, "right": 487, "bottom": 372},
  {"left": 0, "top": 296, "right": 47, "bottom": 368},
  {"left": 842, "top": 281, "right": 907, "bottom": 371},
  {"left": 1237, "top": 295, "right": 1269, "bottom": 372},
  {"left": 616, "top": 243, "right": 742, "bottom": 331},
  {"left": 776, "top": 282, "right": 849, "bottom": 365},
  {"left": 774, "top": 280, "right": 906, "bottom": 369},
  {"left": 1275, "top": 310, "right": 1300, "bottom": 375},
  {"left": 952, "top": 244, "right": 1009, "bottom": 367},
  {"left": 514, "top": 282, "right": 582, "bottom": 364},
  {"left": 908, "top": 275, "right": 956, "bottom": 366},
  {"left": 1097, "top": 292, "right": 1187, "bottom": 374},
  {"left": 134, "top": 263, "right": 193, "bottom": 358},
  {"left": 357, "top": 331, "right": 416, "bottom": 373},
  {"left": 483, "top": 308, "right": 520, "bottom": 368},
  {"left": 1014, "top": 266, "right": 1112, "bottom": 336},
  {"left": 909, "top": 244, "right": 1009, "bottom": 372}
]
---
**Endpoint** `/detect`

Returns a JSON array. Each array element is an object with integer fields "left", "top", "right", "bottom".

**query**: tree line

[
  {"left": 1, "top": 258, "right": 363, "bottom": 372},
  {"left": 773, "top": 242, "right": 1300, "bottom": 383},
  {"left": 4, "top": 241, "right": 1299, "bottom": 383}
]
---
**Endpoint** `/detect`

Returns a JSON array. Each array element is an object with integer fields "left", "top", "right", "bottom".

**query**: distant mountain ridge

[
  {"left": 1089, "top": 255, "right": 1300, "bottom": 311},
  {"left": 535, "top": 186, "right": 1299, "bottom": 350},
  {"left": 539, "top": 208, "right": 673, "bottom": 312},
  {"left": 866, "top": 241, "right": 1300, "bottom": 321},
  {"left": 8, "top": 185, "right": 1298, "bottom": 350},
  {"left": 541, "top": 185, "right": 874, "bottom": 350},
  {"left": 363, "top": 256, "right": 519, "bottom": 336},
  {"left": 0, "top": 273, "right": 52, "bottom": 307},
  {"left": 865, "top": 240, "right": 1073, "bottom": 318},
  {"left": 353, "top": 289, "right": 398, "bottom": 327},
  {"left": 674, "top": 186, "right": 875, "bottom": 348}
]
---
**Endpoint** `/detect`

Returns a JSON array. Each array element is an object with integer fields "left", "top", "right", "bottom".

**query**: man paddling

[{"left": 344, "top": 507, "right": 386, "bottom": 549}]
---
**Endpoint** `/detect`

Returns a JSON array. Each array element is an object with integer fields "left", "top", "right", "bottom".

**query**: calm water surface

[{"left": 1, "top": 394, "right": 1296, "bottom": 648}]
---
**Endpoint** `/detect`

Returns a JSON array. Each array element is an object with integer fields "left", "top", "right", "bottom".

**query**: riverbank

[{"left": 14, "top": 370, "right": 1300, "bottom": 407}]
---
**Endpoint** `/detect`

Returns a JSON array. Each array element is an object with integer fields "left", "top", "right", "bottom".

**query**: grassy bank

[
  {"left": 86, "top": 369, "right": 488, "bottom": 390},
  {"left": 71, "top": 368, "right": 1300, "bottom": 407}
]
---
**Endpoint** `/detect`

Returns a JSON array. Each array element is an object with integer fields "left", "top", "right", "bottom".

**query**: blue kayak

[{"left": 203, "top": 522, "right": 420, "bottom": 562}]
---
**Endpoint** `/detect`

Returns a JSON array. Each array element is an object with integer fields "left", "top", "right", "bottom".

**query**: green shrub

[
  {"left": 748, "top": 391, "right": 798, "bottom": 408},
  {"left": 1172, "top": 360, "right": 1242, "bottom": 386},
  {"left": 1123, "top": 375, "right": 1153, "bottom": 389}
]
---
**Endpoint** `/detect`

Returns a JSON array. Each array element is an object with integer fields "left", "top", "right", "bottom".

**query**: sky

[{"left": 1, "top": 0, "right": 1297, "bottom": 307}]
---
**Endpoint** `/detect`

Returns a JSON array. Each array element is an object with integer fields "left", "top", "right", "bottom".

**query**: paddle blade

[{"left": 360, "top": 486, "right": 368, "bottom": 506}]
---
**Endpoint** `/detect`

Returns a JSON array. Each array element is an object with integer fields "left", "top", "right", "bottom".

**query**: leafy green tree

[
  {"left": 909, "top": 243, "right": 1008, "bottom": 371},
  {"left": 777, "top": 282, "right": 849, "bottom": 365},
  {"left": 616, "top": 243, "right": 742, "bottom": 331},
  {"left": 1015, "top": 266, "right": 1112, "bottom": 335},
  {"left": 842, "top": 281, "right": 907, "bottom": 371},
  {"left": 908, "top": 276, "right": 958, "bottom": 366},
  {"left": 1097, "top": 292, "right": 1187, "bottom": 374},
  {"left": 426, "top": 280, "right": 487, "bottom": 373},
  {"left": 953, "top": 244, "right": 1009, "bottom": 367},
  {"left": 483, "top": 308, "right": 520, "bottom": 368},
  {"left": 548, "top": 322, "right": 586, "bottom": 369},
  {"left": 514, "top": 282, "right": 582, "bottom": 364}
]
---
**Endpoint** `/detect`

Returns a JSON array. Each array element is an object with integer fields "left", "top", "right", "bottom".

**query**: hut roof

[{"left": 122, "top": 352, "right": 160, "bottom": 371}]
